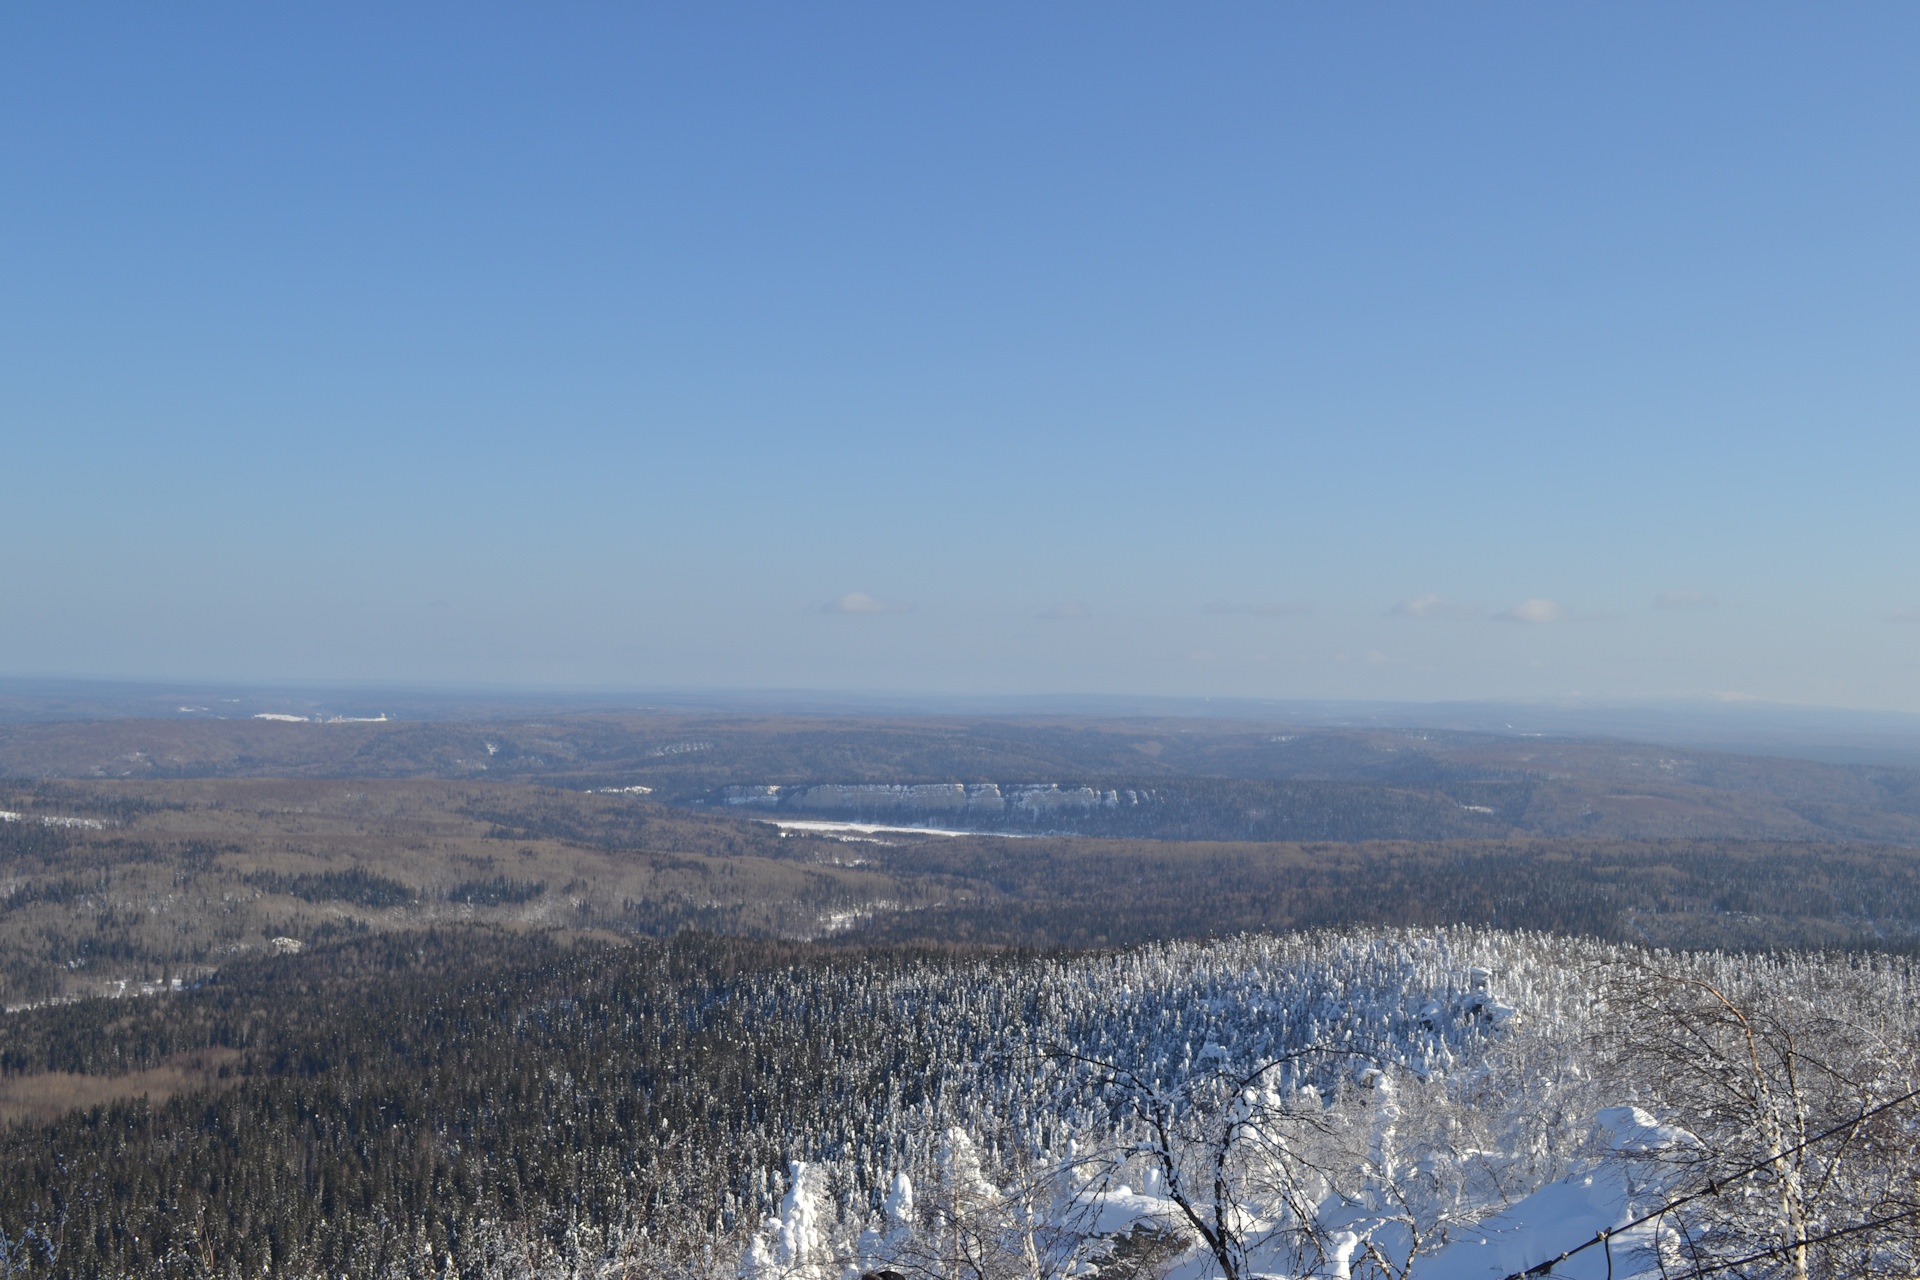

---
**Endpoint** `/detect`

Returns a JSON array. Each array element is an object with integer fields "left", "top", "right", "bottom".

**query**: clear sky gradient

[{"left": 4, "top": 5, "right": 1918, "bottom": 708}]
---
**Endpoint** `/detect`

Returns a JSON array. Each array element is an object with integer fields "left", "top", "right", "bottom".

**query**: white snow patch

[
  {"left": 1595, "top": 1105, "right": 1699, "bottom": 1152},
  {"left": 1415, "top": 1165, "right": 1652, "bottom": 1280},
  {"left": 0, "top": 812, "right": 105, "bottom": 829},
  {"left": 1082, "top": 1184, "right": 1182, "bottom": 1238},
  {"left": 765, "top": 820, "right": 1032, "bottom": 839}
]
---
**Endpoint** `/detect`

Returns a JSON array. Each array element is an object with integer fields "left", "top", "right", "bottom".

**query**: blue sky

[{"left": 4, "top": 4, "right": 1918, "bottom": 708}]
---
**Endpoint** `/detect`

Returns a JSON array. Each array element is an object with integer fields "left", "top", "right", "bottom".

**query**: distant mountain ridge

[{"left": 8, "top": 680, "right": 1920, "bottom": 765}]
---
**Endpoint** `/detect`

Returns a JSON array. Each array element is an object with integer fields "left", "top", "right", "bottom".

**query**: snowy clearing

[
  {"left": 761, "top": 818, "right": 1033, "bottom": 839},
  {"left": 0, "top": 811, "right": 105, "bottom": 829}
]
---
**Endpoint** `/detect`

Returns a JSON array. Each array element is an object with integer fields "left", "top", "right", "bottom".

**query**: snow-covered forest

[
  {"left": 0, "top": 928, "right": 1914, "bottom": 1280},
  {"left": 718, "top": 931, "right": 1920, "bottom": 1280}
]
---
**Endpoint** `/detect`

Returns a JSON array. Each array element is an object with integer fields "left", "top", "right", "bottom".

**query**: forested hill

[
  {"left": 0, "top": 928, "right": 1913, "bottom": 1279},
  {"left": 4, "top": 712, "right": 1920, "bottom": 844},
  {"left": 2, "top": 777, "right": 1919, "bottom": 1006}
]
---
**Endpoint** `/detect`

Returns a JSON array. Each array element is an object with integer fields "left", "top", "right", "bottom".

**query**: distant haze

[{"left": 3, "top": 5, "right": 1917, "bottom": 708}]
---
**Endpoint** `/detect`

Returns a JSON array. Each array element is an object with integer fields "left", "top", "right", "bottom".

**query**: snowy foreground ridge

[{"left": 733, "top": 931, "right": 1920, "bottom": 1280}]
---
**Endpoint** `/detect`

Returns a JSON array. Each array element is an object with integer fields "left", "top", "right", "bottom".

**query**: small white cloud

[
  {"left": 1205, "top": 601, "right": 1310, "bottom": 617},
  {"left": 1654, "top": 589, "right": 1714, "bottom": 610},
  {"left": 1390, "top": 594, "right": 1481, "bottom": 620},
  {"left": 1887, "top": 609, "right": 1920, "bottom": 624},
  {"left": 1498, "top": 598, "right": 1570, "bottom": 624},
  {"left": 1714, "top": 690, "right": 1762, "bottom": 702},
  {"left": 1364, "top": 649, "right": 1406, "bottom": 666},
  {"left": 822, "top": 592, "right": 911, "bottom": 615},
  {"left": 1036, "top": 601, "right": 1090, "bottom": 619}
]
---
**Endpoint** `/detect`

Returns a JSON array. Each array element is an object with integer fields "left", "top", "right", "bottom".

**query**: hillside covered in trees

[
  {"left": 6, "top": 711, "right": 1920, "bottom": 845},
  {"left": 0, "top": 717, "right": 1915, "bottom": 1278},
  {"left": 0, "top": 928, "right": 1914, "bottom": 1278},
  {"left": 4, "top": 777, "right": 1920, "bottom": 1005}
]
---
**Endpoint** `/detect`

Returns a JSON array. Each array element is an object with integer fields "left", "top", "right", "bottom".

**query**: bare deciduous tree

[{"left": 1596, "top": 958, "right": 1920, "bottom": 1280}]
